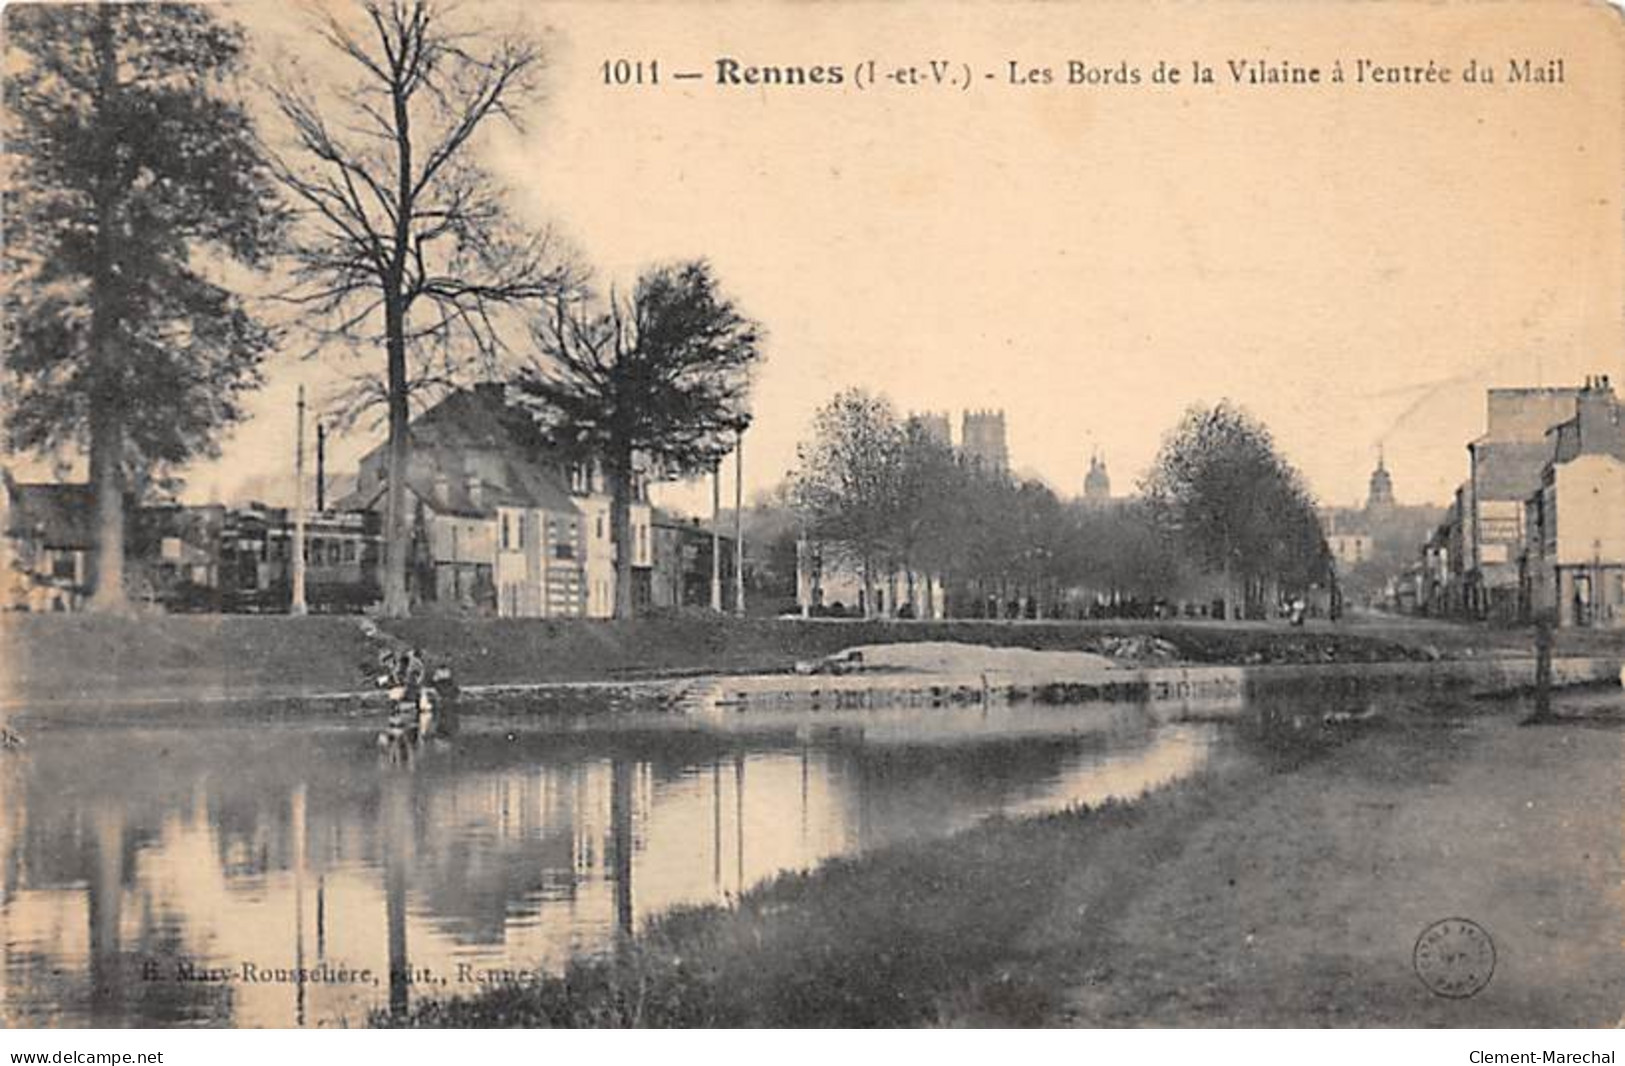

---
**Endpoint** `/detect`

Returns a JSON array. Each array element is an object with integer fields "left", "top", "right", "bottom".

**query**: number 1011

[{"left": 602, "top": 59, "right": 659, "bottom": 85}]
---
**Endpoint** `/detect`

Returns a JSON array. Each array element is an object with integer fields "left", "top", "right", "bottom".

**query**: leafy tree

[
  {"left": 1142, "top": 400, "right": 1329, "bottom": 619},
  {"left": 952, "top": 462, "right": 1024, "bottom": 618},
  {"left": 791, "top": 389, "right": 904, "bottom": 618},
  {"left": 3, "top": 2, "right": 282, "bottom": 612},
  {"left": 266, "top": 0, "right": 571, "bottom": 616},
  {"left": 516, "top": 261, "right": 762, "bottom": 619},
  {"left": 1067, "top": 501, "right": 1184, "bottom": 616},
  {"left": 1009, "top": 479, "right": 1069, "bottom": 617},
  {"left": 891, "top": 417, "right": 962, "bottom": 616}
]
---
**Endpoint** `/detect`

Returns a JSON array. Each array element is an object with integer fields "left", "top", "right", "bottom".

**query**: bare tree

[{"left": 265, "top": 0, "right": 572, "bottom": 616}]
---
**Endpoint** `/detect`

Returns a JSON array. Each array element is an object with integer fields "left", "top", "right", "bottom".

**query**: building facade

[
  {"left": 1520, "top": 375, "right": 1625, "bottom": 628},
  {"left": 1464, "top": 386, "right": 1586, "bottom": 620},
  {"left": 1, "top": 473, "right": 95, "bottom": 612},
  {"left": 342, "top": 385, "right": 651, "bottom": 618},
  {"left": 648, "top": 510, "right": 738, "bottom": 611}
]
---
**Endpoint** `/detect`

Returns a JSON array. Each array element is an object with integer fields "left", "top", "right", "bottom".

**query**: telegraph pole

[
  {"left": 733, "top": 429, "right": 745, "bottom": 616},
  {"left": 291, "top": 385, "right": 308, "bottom": 616},
  {"left": 315, "top": 422, "right": 327, "bottom": 513},
  {"left": 710, "top": 460, "right": 723, "bottom": 612}
]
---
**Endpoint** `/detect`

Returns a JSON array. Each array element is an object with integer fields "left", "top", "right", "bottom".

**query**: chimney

[{"left": 1574, "top": 377, "right": 1619, "bottom": 456}]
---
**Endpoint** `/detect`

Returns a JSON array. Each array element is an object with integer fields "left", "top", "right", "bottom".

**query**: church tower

[
  {"left": 1084, "top": 452, "right": 1112, "bottom": 502},
  {"left": 961, "top": 410, "right": 1009, "bottom": 473},
  {"left": 1366, "top": 450, "right": 1395, "bottom": 511}
]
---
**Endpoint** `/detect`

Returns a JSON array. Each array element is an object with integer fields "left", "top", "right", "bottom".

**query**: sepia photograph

[{"left": 2, "top": 0, "right": 1624, "bottom": 1037}]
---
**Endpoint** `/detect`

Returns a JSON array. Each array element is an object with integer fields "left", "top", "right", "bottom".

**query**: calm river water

[{"left": 1, "top": 700, "right": 1239, "bottom": 1027}]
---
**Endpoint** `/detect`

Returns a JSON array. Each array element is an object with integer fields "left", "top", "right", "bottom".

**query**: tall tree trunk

[
  {"left": 87, "top": 410, "right": 126, "bottom": 613},
  {"left": 86, "top": 6, "right": 128, "bottom": 615},
  {"left": 381, "top": 294, "right": 411, "bottom": 618},
  {"left": 381, "top": 70, "right": 415, "bottom": 619},
  {"left": 1223, "top": 557, "right": 1237, "bottom": 622},
  {"left": 608, "top": 450, "right": 635, "bottom": 620},
  {"left": 862, "top": 552, "right": 875, "bottom": 620}
]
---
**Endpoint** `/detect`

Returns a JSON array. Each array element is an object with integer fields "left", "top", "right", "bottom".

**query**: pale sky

[{"left": 127, "top": 1, "right": 1625, "bottom": 512}]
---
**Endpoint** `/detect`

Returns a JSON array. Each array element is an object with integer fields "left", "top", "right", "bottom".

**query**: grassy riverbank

[
  {"left": 376, "top": 686, "right": 1625, "bottom": 1027},
  {"left": 5, "top": 610, "right": 1617, "bottom": 707}
]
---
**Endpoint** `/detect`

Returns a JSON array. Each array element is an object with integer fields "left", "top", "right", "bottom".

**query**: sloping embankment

[{"left": 4, "top": 614, "right": 1618, "bottom": 717}]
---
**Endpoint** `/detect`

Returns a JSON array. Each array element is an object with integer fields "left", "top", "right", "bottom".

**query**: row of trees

[
  {"left": 789, "top": 390, "right": 1333, "bottom": 619},
  {"left": 4, "top": 1, "right": 762, "bottom": 618}
]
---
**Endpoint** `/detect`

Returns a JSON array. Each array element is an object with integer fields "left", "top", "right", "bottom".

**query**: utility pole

[
  {"left": 710, "top": 460, "right": 722, "bottom": 612},
  {"left": 291, "top": 385, "right": 308, "bottom": 616},
  {"left": 315, "top": 422, "right": 327, "bottom": 513},
  {"left": 733, "top": 429, "right": 745, "bottom": 616}
]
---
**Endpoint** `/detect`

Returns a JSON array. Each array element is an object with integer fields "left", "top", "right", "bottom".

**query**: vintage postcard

[{"left": 2, "top": 0, "right": 1624, "bottom": 1037}]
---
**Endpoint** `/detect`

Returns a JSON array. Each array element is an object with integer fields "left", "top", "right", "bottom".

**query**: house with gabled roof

[{"left": 338, "top": 383, "right": 652, "bottom": 617}]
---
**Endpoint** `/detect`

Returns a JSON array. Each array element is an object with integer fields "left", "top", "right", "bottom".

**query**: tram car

[{"left": 134, "top": 503, "right": 383, "bottom": 613}]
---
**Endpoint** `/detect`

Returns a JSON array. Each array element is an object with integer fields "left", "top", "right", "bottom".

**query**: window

[
  {"left": 327, "top": 541, "right": 342, "bottom": 566},
  {"left": 501, "top": 513, "right": 512, "bottom": 551},
  {"left": 342, "top": 540, "right": 356, "bottom": 563},
  {"left": 596, "top": 515, "right": 605, "bottom": 540},
  {"left": 161, "top": 536, "right": 183, "bottom": 561},
  {"left": 554, "top": 542, "right": 575, "bottom": 560}
]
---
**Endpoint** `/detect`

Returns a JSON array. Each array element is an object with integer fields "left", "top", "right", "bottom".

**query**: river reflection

[{"left": 1, "top": 702, "right": 1224, "bottom": 1027}]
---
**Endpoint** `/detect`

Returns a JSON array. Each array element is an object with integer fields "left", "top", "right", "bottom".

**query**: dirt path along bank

[{"left": 1056, "top": 695, "right": 1625, "bottom": 1026}]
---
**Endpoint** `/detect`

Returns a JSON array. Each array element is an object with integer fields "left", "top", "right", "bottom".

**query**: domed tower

[
  {"left": 1084, "top": 452, "right": 1112, "bottom": 502},
  {"left": 1366, "top": 450, "right": 1395, "bottom": 512}
]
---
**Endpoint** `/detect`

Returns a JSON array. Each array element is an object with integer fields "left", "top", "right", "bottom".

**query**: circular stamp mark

[{"left": 1413, "top": 917, "right": 1496, "bottom": 999}]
